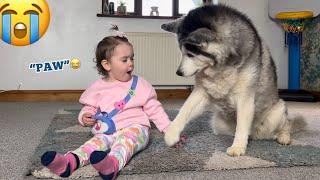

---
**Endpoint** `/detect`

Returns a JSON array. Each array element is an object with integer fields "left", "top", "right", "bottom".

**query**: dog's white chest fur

[{"left": 196, "top": 67, "right": 237, "bottom": 101}]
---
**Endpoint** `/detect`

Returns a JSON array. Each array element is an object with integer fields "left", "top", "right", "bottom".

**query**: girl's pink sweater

[{"left": 78, "top": 76, "right": 171, "bottom": 133}]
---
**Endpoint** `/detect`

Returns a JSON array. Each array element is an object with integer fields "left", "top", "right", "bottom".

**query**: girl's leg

[
  {"left": 72, "top": 133, "right": 114, "bottom": 166},
  {"left": 90, "top": 124, "right": 149, "bottom": 179},
  {"left": 41, "top": 151, "right": 79, "bottom": 178},
  {"left": 41, "top": 133, "right": 113, "bottom": 177}
]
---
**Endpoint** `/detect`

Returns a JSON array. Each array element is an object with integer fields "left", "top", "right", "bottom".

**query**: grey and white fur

[{"left": 161, "top": 4, "right": 291, "bottom": 156}]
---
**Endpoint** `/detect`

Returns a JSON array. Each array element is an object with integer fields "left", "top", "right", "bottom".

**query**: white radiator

[{"left": 125, "top": 32, "right": 194, "bottom": 86}]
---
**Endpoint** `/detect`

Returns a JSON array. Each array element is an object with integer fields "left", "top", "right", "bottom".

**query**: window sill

[{"left": 97, "top": 14, "right": 180, "bottom": 19}]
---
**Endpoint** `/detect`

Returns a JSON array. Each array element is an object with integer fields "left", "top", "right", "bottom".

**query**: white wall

[{"left": 0, "top": 0, "right": 288, "bottom": 90}]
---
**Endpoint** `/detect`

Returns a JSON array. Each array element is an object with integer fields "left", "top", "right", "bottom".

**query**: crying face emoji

[{"left": 0, "top": 0, "right": 50, "bottom": 46}]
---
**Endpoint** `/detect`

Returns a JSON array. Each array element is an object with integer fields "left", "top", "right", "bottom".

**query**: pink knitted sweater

[{"left": 78, "top": 76, "right": 171, "bottom": 133}]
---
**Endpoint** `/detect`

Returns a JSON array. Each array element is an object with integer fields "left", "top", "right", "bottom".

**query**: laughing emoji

[{"left": 0, "top": 0, "right": 50, "bottom": 46}]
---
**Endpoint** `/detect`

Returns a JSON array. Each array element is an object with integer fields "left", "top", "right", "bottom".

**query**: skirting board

[
  {"left": 0, "top": 89, "right": 192, "bottom": 102},
  {"left": 0, "top": 89, "right": 318, "bottom": 102}
]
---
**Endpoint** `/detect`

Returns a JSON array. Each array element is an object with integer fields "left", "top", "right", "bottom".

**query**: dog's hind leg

[
  {"left": 164, "top": 87, "right": 209, "bottom": 146},
  {"left": 276, "top": 118, "right": 291, "bottom": 145},
  {"left": 274, "top": 99, "right": 291, "bottom": 145},
  {"left": 252, "top": 99, "right": 291, "bottom": 145}
]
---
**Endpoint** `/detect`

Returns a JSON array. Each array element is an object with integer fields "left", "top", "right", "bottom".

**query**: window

[
  {"left": 179, "top": 0, "right": 202, "bottom": 15},
  {"left": 142, "top": 0, "right": 172, "bottom": 16},
  {"left": 108, "top": 0, "right": 135, "bottom": 13},
  {"left": 99, "top": 0, "right": 217, "bottom": 18}
]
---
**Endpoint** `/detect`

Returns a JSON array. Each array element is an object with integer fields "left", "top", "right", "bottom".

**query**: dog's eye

[{"left": 186, "top": 53, "right": 194, "bottom": 57}]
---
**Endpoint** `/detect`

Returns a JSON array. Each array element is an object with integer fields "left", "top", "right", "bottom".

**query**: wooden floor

[
  {"left": 0, "top": 89, "right": 318, "bottom": 102},
  {"left": 0, "top": 89, "right": 192, "bottom": 102}
]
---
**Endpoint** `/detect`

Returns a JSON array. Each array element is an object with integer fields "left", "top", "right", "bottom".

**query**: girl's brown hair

[{"left": 95, "top": 26, "right": 132, "bottom": 77}]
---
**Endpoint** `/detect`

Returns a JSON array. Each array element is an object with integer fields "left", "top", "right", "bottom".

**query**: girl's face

[{"left": 102, "top": 43, "right": 134, "bottom": 82}]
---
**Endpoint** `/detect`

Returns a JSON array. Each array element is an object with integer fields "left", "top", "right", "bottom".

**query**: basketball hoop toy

[{"left": 275, "top": 11, "right": 313, "bottom": 90}]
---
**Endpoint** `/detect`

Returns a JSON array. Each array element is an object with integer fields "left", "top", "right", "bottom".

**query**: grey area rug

[{"left": 27, "top": 110, "right": 320, "bottom": 179}]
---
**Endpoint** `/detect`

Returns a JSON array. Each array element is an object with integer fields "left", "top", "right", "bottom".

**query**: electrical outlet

[{"left": 17, "top": 82, "right": 22, "bottom": 90}]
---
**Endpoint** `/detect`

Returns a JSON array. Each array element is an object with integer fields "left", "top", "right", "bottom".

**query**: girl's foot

[
  {"left": 90, "top": 150, "right": 118, "bottom": 180},
  {"left": 41, "top": 151, "right": 79, "bottom": 177}
]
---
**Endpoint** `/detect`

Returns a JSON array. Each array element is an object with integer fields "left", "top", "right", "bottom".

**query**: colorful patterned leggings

[{"left": 72, "top": 124, "right": 149, "bottom": 171}]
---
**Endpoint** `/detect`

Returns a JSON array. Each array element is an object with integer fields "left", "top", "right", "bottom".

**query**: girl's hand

[
  {"left": 82, "top": 113, "right": 97, "bottom": 126},
  {"left": 174, "top": 134, "right": 188, "bottom": 148}
]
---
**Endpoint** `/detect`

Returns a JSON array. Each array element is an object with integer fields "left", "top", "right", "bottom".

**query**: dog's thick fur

[{"left": 161, "top": 4, "right": 291, "bottom": 156}]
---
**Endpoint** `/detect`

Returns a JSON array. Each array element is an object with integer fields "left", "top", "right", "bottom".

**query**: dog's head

[
  {"left": 161, "top": 15, "right": 216, "bottom": 77},
  {"left": 161, "top": 5, "right": 248, "bottom": 77}
]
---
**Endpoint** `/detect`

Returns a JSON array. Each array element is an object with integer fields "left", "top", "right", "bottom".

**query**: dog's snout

[
  {"left": 161, "top": 24, "right": 167, "bottom": 30},
  {"left": 176, "top": 70, "right": 183, "bottom": 76}
]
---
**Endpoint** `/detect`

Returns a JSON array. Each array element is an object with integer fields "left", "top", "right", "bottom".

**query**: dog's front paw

[
  {"left": 226, "top": 146, "right": 246, "bottom": 156},
  {"left": 164, "top": 124, "right": 181, "bottom": 147}
]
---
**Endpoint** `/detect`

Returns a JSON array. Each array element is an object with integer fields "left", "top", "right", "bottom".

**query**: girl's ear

[{"left": 101, "top": 59, "right": 111, "bottom": 71}]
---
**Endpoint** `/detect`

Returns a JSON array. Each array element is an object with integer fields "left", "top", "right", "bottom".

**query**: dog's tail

[{"left": 289, "top": 115, "right": 308, "bottom": 134}]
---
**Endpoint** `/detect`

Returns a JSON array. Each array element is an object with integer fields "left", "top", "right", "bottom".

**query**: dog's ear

[
  {"left": 161, "top": 17, "right": 184, "bottom": 33},
  {"left": 184, "top": 28, "right": 214, "bottom": 48}
]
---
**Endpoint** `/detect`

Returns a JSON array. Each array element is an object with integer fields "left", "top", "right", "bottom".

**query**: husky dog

[{"left": 161, "top": 4, "right": 291, "bottom": 156}]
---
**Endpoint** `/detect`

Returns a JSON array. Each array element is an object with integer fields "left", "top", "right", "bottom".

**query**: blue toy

[{"left": 92, "top": 108, "right": 116, "bottom": 135}]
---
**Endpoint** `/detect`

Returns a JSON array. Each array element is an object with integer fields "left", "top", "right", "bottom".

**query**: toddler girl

[{"left": 41, "top": 27, "right": 175, "bottom": 180}]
